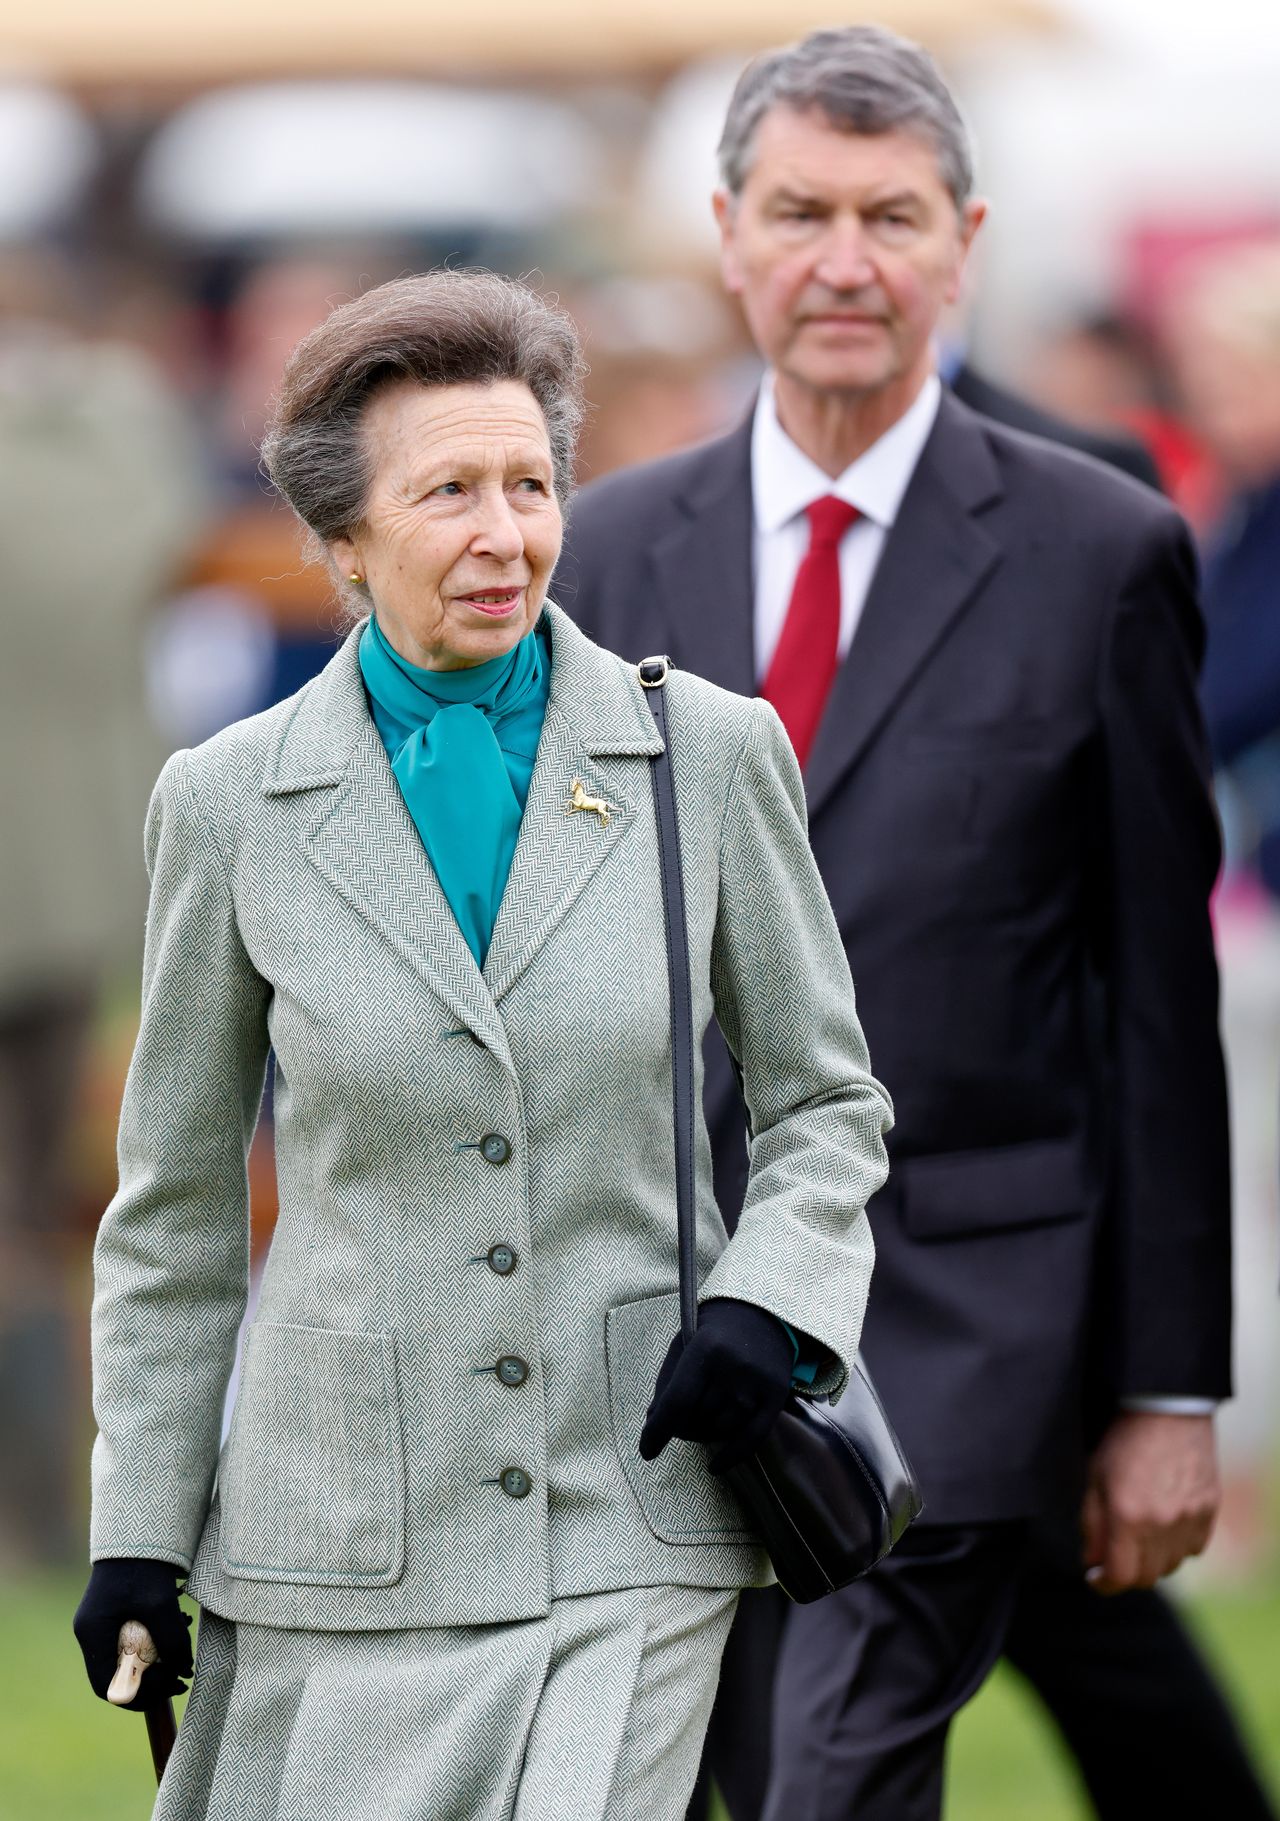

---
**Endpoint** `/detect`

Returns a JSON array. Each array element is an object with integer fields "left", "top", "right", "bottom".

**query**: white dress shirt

[
  {"left": 751, "top": 370, "right": 941, "bottom": 682},
  {"left": 749, "top": 368, "right": 1214, "bottom": 1420}
]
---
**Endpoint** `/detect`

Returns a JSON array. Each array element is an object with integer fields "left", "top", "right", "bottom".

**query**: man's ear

[
  {"left": 960, "top": 196, "right": 988, "bottom": 251},
  {"left": 945, "top": 196, "right": 988, "bottom": 308},
  {"left": 713, "top": 188, "right": 745, "bottom": 297}
]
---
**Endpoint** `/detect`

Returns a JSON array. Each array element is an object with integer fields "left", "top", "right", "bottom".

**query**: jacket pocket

[
  {"left": 605, "top": 1291, "right": 755, "bottom": 1546},
  {"left": 896, "top": 1137, "right": 1096, "bottom": 1241},
  {"left": 220, "top": 1322, "right": 406, "bottom": 1586}
]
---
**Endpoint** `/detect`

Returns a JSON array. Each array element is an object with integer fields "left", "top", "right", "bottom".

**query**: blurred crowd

[{"left": 1, "top": 61, "right": 1279, "bottom": 1608}]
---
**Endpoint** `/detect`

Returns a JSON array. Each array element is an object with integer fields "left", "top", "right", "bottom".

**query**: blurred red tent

[{"left": 0, "top": 0, "right": 1063, "bottom": 85}]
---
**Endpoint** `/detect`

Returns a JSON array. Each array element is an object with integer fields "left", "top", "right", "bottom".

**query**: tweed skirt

[{"left": 152, "top": 1585, "right": 737, "bottom": 1821}]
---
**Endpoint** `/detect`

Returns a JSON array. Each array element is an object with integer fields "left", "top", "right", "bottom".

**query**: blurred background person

[
  {"left": 0, "top": 249, "right": 207, "bottom": 1569},
  {"left": 1020, "top": 308, "right": 1219, "bottom": 523},
  {"left": 1173, "top": 242, "right": 1280, "bottom": 846},
  {"left": 938, "top": 305, "right": 1163, "bottom": 490},
  {"left": 1165, "top": 239, "right": 1280, "bottom": 1577},
  {"left": 948, "top": 344, "right": 1161, "bottom": 486}
]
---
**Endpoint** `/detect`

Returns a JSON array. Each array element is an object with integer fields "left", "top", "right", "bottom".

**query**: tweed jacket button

[
  {"left": 480, "top": 1133, "right": 511, "bottom": 1165},
  {"left": 487, "top": 1244, "right": 517, "bottom": 1275},
  {"left": 495, "top": 1355, "right": 529, "bottom": 1387},
  {"left": 500, "top": 1467, "right": 532, "bottom": 1499}
]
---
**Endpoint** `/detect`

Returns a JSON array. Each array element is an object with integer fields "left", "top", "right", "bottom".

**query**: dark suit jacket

[{"left": 557, "top": 391, "right": 1231, "bottom": 1524}]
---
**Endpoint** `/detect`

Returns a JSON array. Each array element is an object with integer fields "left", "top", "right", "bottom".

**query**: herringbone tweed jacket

[{"left": 90, "top": 604, "right": 891, "bottom": 1632}]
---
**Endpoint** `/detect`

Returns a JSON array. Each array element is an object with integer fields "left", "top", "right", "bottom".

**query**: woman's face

[{"left": 331, "top": 378, "right": 563, "bottom": 671}]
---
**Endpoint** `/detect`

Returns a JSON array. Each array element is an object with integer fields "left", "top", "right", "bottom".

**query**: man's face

[{"left": 714, "top": 106, "right": 984, "bottom": 400}]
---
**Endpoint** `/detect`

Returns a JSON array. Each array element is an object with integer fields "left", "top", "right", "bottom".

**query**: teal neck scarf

[{"left": 359, "top": 614, "right": 552, "bottom": 967}]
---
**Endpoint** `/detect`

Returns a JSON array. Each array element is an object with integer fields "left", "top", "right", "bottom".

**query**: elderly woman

[{"left": 73, "top": 271, "right": 891, "bottom": 1820}]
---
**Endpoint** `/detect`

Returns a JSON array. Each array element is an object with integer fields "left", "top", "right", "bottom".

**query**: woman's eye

[
  {"left": 516, "top": 477, "right": 546, "bottom": 493},
  {"left": 432, "top": 480, "right": 463, "bottom": 497}
]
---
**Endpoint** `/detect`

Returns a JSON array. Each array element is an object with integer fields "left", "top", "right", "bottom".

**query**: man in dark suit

[{"left": 558, "top": 26, "right": 1269, "bottom": 1821}]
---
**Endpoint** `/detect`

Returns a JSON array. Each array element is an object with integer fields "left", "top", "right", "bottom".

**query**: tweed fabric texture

[
  {"left": 153, "top": 1586, "right": 737, "bottom": 1821},
  {"left": 90, "top": 605, "right": 891, "bottom": 1630}
]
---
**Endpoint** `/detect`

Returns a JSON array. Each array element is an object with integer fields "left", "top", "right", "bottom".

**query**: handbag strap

[{"left": 638, "top": 656, "right": 699, "bottom": 1347}]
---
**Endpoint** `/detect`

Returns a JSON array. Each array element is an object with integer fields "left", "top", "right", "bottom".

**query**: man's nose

[{"left": 813, "top": 218, "right": 877, "bottom": 292}]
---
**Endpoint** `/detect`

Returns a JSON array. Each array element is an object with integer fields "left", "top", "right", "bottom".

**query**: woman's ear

[{"left": 330, "top": 535, "right": 361, "bottom": 581}]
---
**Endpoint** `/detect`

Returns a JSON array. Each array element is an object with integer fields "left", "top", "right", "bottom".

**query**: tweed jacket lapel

[
  {"left": 264, "top": 608, "right": 662, "bottom": 1032},
  {"left": 264, "top": 628, "right": 510, "bottom": 1056},
  {"left": 483, "top": 604, "right": 663, "bottom": 1002}
]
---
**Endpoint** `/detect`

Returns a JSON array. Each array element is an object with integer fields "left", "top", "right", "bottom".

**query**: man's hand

[{"left": 1081, "top": 1411, "right": 1219, "bottom": 1595}]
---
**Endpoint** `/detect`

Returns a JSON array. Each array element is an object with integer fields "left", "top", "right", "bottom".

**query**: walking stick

[{"left": 109, "top": 1621, "right": 177, "bottom": 1783}]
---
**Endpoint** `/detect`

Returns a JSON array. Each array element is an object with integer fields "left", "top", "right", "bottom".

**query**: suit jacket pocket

[
  {"left": 897, "top": 1137, "right": 1096, "bottom": 1241},
  {"left": 220, "top": 1322, "right": 406, "bottom": 1586},
  {"left": 606, "top": 1291, "right": 754, "bottom": 1546}
]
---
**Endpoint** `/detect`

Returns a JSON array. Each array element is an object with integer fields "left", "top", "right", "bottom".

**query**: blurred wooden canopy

[{"left": 1, "top": 0, "right": 1063, "bottom": 87}]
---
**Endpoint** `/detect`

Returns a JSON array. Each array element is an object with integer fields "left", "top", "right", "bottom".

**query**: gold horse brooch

[{"left": 566, "top": 777, "right": 619, "bottom": 829}]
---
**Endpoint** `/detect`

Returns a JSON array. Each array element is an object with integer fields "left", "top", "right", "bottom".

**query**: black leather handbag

[{"left": 638, "top": 654, "right": 923, "bottom": 1604}]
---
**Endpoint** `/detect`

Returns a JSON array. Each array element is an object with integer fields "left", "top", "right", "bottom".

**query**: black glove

[
  {"left": 73, "top": 1557, "right": 192, "bottom": 1709},
  {"left": 638, "top": 1297, "right": 795, "bottom": 1473}
]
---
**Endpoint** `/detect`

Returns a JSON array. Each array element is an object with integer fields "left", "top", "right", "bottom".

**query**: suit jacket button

[
  {"left": 480, "top": 1133, "right": 511, "bottom": 1165},
  {"left": 500, "top": 1467, "right": 532, "bottom": 1499},
  {"left": 488, "top": 1245, "right": 517, "bottom": 1276},
  {"left": 496, "top": 1355, "right": 529, "bottom": 1387}
]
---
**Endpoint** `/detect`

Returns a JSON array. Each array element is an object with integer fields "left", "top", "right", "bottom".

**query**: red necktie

[{"left": 762, "top": 495, "right": 859, "bottom": 767}]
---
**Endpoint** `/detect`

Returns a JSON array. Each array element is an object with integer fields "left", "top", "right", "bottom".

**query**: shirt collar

[{"left": 751, "top": 369, "right": 942, "bottom": 536}]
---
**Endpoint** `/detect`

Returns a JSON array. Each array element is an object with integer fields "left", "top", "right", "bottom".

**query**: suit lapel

[
  {"left": 804, "top": 394, "right": 1005, "bottom": 822},
  {"left": 267, "top": 631, "right": 511, "bottom": 1056},
  {"left": 651, "top": 417, "right": 756, "bottom": 697},
  {"left": 482, "top": 607, "right": 663, "bottom": 1002}
]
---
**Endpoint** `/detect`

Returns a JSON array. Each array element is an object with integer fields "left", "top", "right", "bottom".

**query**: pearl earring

[{"left": 348, "top": 572, "right": 364, "bottom": 585}]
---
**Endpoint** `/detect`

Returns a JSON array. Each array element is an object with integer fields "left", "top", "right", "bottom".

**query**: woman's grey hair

[
  {"left": 261, "top": 269, "right": 587, "bottom": 564},
  {"left": 717, "top": 25, "right": 975, "bottom": 210}
]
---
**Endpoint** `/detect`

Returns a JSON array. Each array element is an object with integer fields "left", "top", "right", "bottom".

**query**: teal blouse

[{"left": 358, "top": 614, "right": 552, "bottom": 968}]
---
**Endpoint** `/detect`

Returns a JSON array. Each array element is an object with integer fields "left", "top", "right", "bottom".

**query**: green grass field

[{"left": 5, "top": 1572, "right": 1277, "bottom": 1820}]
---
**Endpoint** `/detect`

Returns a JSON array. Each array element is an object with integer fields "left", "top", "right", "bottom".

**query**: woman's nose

[{"left": 470, "top": 495, "right": 526, "bottom": 562}]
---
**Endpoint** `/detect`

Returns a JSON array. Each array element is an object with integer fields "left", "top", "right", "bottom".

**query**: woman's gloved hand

[
  {"left": 638, "top": 1297, "right": 794, "bottom": 1472},
  {"left": 73, "top": 1557, "right": 193, "bottom": 1708}
]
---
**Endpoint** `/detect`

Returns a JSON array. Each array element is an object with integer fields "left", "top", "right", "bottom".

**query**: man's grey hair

[{"left": 717, "top": 25, "right": 975, "bottom": 210}]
